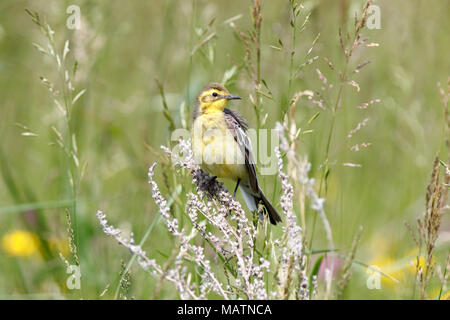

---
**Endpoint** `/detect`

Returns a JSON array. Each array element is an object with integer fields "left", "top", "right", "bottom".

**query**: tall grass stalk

[
  {"left": 408, "top": 81, "right": 450, "bottom": 299},
  {"left": 309, "top": 0, "right": 374, "bottom": 251},
  {"left": 26, "top": 9, "right": 85, "bottom": 290}
]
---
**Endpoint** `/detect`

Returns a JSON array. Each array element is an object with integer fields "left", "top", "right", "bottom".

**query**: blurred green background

[{"left": 0, "top": 0, "right": 448, "bottom": 299}]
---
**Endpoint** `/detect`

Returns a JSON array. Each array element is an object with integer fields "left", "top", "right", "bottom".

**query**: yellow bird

[{"left": 191, "top": 83, "right": 282, "bottom": 225}]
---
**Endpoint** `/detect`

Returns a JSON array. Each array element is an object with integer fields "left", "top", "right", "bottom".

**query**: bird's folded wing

[{"left": 223, "top": 108, "right": 259, "bottom": 194}]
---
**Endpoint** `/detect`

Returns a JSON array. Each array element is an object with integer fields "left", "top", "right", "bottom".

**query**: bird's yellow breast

[{"left": 191, "top": 112, "right": 248, "bottom": 180}]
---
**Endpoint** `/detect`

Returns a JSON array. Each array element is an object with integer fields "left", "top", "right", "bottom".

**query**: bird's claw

[{"left": 203, "top": 175, "right": 217, "bottom": 196}]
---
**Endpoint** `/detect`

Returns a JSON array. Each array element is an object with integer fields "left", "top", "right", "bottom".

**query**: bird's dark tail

[
  {"left": 258, "top": 188, "right": 282, "bottom": 225},
  {"left": 240, "top": 184, "right": 282, "bottom": 225}
]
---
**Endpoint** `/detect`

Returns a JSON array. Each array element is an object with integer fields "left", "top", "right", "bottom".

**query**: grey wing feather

[{"left": 223, "top": 109, "right": 259, "bottom": 193}]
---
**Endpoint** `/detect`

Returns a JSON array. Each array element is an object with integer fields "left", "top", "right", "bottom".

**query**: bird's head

[{"left": 193, "top": 83, "right": 241, "bottom": 118}]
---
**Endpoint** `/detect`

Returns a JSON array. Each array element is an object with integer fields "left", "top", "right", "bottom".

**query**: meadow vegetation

[{"left": 0, "top": 0, "right": 448, "bottom": 299}]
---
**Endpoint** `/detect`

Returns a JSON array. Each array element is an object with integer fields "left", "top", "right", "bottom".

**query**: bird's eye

[{"left": 212, "top": 92, "right": 218, "bottom": 97}]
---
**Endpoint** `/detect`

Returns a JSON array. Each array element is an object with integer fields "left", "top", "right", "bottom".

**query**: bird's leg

[
  {"left": 225, "top": 179, "right": 241, "bottom": 217},
  {"left": 233, "top": 178, "right": 241, "bottom": 198}
]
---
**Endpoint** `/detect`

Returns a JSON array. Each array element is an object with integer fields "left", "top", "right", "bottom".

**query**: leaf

[
  {"left": 223, "top": 14, "right": 242, "bottom": 25},
  {"left": 256, "top": 89, "right": 273, "bottom": 100},
  {"left": 156, "top": 250, "right": 169, "bottom": 259},
  {"left": 221, "top": 66, "right": 237, "bottom": 87},
  {"left": 154, "top": 78, "right": 175, "bottom": 131},
  {"left": 21, "top": 132, "right": 38, "bottom": 137},
  {"left": 343, "top": 163, "right": 362, "bottom": 168},
  {"left": 63, "top": 40, "right": 70, "bottom": 61},
  {"left": 307, "top": 33, "right": 321, "bottom": 56},
  {"left": 73, "top": 61, "right": 78, "bottom": 76},
  {"left": 72, "top": 134, "right": 78, "bottom": 154},
  {"left": 0, "top": 199, "right": 75, "bottom": 215},
  {"left": 309, "top": 248, "right": 339, "bottom": 254},
  {"left": 54, "top": 99, "right": 66, "bottom": 116},
  {"left": 261, "top": 79, "right": 270, "bottom": 90},
  {"left": 56, "top": 54, "right": 61, "bottom": 69},
  {"left": 190, "top": 32, "right": 216, "bottom": 56},
  {"left": 336, "top": 253, "right": 400, "bottom": 283},
  {"left": 72, "top": 89, "right": 86, "bottom": 105},
  {"left": 32, "top": 42, "right": 48, "bottom": 55},
  {"left": 308, "top": 111, "right": 320, "bottom": 124},
  {"left": 309, "top": 255, "right": 324, "bottom": 298}
]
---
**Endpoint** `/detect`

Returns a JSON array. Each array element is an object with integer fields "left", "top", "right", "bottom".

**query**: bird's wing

[{"left": 223, "top": 108, "right": 259, "bottom": 193}]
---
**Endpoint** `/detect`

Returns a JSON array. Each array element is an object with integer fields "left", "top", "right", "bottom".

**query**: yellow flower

[
  {"left": 368, "top": 248, "right": 433, "bottom": 290},
  {"left": 427, "top": 287, "right": 450, "bottom": 300},
  {"left": 368, "top": 255, "right": 402, "bottom": 287},
  {"left": 440, "top": 291, "right": 450, "bottom": 300},
  {"left": 406, "top": 249, "right": 433, "bottom": 274},
  {"left": 1, "top": 230, "right": 40, "bottom": 257}
]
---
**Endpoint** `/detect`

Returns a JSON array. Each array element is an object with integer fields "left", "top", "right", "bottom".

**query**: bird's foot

[
  {"left": 204, "top": 175, "right": 218, "bottom": 196},
  {"left": 207, "top": 175, "right": 217, "bottom": 185}
]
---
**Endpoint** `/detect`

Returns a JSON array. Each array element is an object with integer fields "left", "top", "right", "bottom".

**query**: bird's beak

[{"left": 224, "top": 95, "right": 242, "bottom": 100}]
